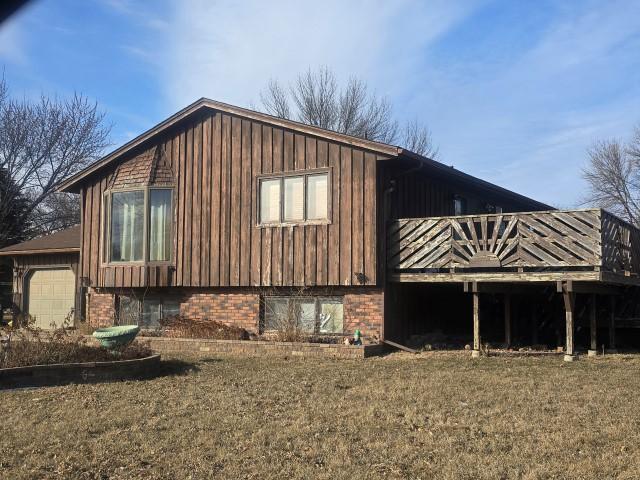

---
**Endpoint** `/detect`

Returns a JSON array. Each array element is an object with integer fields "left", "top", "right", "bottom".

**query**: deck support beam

[
  {"left": 609, "top": 296, "right": 617, "bottom": 353},
  {"left": 588, "top": 294, "right": 598, "bottom": 356},
  {"left": 561, "top": 281, "right": 577, "bottom": 362},
  {"left": 504, "top": 293, "right": 511, "bottom": 349},
  {"left": 472, "top": 291, "right": 481, "bottom": 357}
]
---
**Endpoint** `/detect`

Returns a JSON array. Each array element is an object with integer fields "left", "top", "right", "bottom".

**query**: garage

[
  {"left": 26, "top": 268, "right": 76, "bottom": 329},
  {"left": 0, "top": 226, "right": 81, "bottom": 328}
]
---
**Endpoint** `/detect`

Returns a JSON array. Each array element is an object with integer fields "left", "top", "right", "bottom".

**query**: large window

[
  {"left": 263, "top": 296, "right": 343, "bottom": 334},
  {"left": 103, "top": 188, "right": 173, "bottom": 263},
  {"left": 259, "top": 171, "right": 329, "bottom": 225}
]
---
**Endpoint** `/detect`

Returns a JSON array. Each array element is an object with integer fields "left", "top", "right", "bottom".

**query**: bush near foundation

[{"left": 158, "top": 315, "right": 249, "bottom": 340}]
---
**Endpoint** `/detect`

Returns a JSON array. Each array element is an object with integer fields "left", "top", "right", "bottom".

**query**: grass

[{"left": 2, "top": 352, "right": 640, "bottom": 479}]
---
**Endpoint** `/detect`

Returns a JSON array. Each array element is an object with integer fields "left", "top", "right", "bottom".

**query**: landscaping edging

[
  {"left": 130, "top": 337, "right": 386, "bottom": 359},
  {"left": 0, "top": 354, "right": 161, "bottom": 389}
]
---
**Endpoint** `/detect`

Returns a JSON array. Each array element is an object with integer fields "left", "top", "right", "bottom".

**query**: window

[
  {"left": 259, "top": 171, "right": 329, "bottom": 224},
  {"left": 454, "top": 196, "right": 467, "bottom": 216},
  {"left": 263, "top": 296, "right": 343, "bottom": 334},
  {"left": 117, "top": 295, "right": 180, "bottom": 329},
  {"left": 103, "top": 188, "right": 173, "bottom": 263},
  {"left": 110, "top": 191, "right": 144, "bottom": 262}
]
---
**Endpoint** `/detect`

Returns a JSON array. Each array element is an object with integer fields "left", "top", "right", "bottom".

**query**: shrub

[
  {"left": 158, "top": 315, "right": 249, "bottom": 340},
  {"left": 0, "top": 321, "right": 152, "bottom": 369}
]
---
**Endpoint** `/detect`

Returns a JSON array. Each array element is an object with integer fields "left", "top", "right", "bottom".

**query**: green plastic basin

[{"left": 93, "top": 325, "right": 140, "bottom": 349}]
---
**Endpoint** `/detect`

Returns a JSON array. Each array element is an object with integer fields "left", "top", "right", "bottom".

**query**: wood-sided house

[{"left": 4, "top": 98, "right": 640, "bottom": 357}]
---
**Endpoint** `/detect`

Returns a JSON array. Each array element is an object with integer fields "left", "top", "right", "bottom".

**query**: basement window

[
  {"left": 103, "top": 187, "right": 173, "bottom": 264},
  {"left": 263, "top": 296, "right": 343, "bottom": 334},
  {"left": 117, "top": 295, "right": 180, "bottom": 329},
  {"left": 259, "top": 171, "right": 329, "bottom": 225}
]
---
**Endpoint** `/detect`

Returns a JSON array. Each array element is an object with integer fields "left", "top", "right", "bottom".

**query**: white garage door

[{"left": 27, "top": 268, "right": 76, "bottom": 329}]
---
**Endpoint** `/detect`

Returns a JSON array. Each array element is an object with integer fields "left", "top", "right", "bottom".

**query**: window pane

[
  {"left": 284, "top": 176, "right": 304, "bottom": 221},
  {"left": 111, "top": 191, "right": 144, "bottom": 262},
  {"left": 162, "top": 300, "right": 180, "bottom": 319},
  {"left": 150, "top": 189, "right": 172, "bottom": 261},
  {"left": 296, "top": 299, "right": 316, "bottom": 333},
  {"left": 142, "top": 298, "right": 161, "bottom": 328},
  {"left": 264, "top": 297, "right": 288, "bottom": 330},
  {"left": 319, "top": 299, "right": 343, "bottom": 334},
  {"left": 260, "top": 179, "right": 281, "bottom": 223},
  {"left": 307, "top": 174, "right": 328, "bottom": 220},
  {"left": 118, "top": 296, "right": 140, "bottom": 326}
]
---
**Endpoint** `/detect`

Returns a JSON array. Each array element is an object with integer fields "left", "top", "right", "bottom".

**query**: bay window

[
  {"left": 259, "top": 170, "right": 329, "bottom": 225},
  {"left": 103, "top": 187, "right": 173, "bottom": 263}
]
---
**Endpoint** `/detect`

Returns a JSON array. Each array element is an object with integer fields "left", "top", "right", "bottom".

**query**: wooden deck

[{"left": 387, "top": 209, "right": 640, "bottom": 285}]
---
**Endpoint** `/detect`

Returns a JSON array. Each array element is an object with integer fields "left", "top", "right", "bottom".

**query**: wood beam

[
  {"left": 588, "top": 294, "right": 598, "bottom": 356},
  {"left": 472, "top": 291, "right": 481, "bottom": 357},
  {"left": 561, "top": 281, "right": 577, "bottom": 361},
  {"left": 464, "top": 281, "right": 542, "bottom": 294},
  {"left": 556, "top": 280, "right": 622, "bottom": 295},
  {"left": 504, "top": 293, "right": 512, "bottom": 349},
  {"left": 609, "top": 296, "right": 617, "bottom": 352},
  {"left": 531, "top": 306, "right": 538, "bottom": 346}
]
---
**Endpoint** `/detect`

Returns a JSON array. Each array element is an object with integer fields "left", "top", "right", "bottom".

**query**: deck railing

[{"left": 387, "top": 209, "right": 640, "bottom": 274}]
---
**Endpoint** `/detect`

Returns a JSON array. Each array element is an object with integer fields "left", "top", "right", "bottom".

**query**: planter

[
  {"left": 93, "top": 325, "right": 140, "bottom": 349},
  {"left": 0, "top": 354, "right": 161, "bottom": 389}
]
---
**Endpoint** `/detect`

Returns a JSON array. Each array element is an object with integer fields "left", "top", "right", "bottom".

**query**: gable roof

[
  {"left": 57, "top": 98, "right": 400, "bottom": 194},
  {"left": 0, "top": 226, "right": 81, "bottom": 256},
  {"left": 56, "top": 97, "right": 552, "bottom": 210}
]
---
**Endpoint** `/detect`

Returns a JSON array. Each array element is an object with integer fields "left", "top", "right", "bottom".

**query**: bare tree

[
  {"left": 0, "top": 77, "right": 110, "bottom": 238},
  {"left": 582, "top": 127, "right": 640, "bottom": 225},
  {"left": 260, "top": 67, "right": 437, "bottom": 158}
]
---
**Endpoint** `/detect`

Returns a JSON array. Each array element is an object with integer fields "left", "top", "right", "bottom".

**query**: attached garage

[
  {"left": 26, "top": 268, "right": 76, "bottom": 329},
  {"left": 0, "top": 226, "right": 81, "bottom": 329}
]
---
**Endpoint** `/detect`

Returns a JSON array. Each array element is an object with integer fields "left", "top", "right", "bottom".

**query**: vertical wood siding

[{"left": 80, "top": 110, "right": 381, "bottom": 289}]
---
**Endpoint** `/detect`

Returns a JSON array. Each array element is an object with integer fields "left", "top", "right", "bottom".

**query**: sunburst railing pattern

[{"left": 387, "top": 209, "right": 640, "bottom": 274}]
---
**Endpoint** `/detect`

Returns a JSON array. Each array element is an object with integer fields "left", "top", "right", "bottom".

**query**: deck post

[
  {"left": 504, "top": 293, "right": 511, "bottom": 349},
  {"left": 531, "top": 306, "right": 538, "bottom": 346},
  {"left": 609, "top": 296, "right": 617, "bottom": 353},
  {"left": 472, "top": 291, "right": 481, "bottom": 357},
  {"left": 588, "top": 294, "right": 598, "bottom": 356},
  {"left": 562, "top": 282, "right": 577, "bottom": 362}
]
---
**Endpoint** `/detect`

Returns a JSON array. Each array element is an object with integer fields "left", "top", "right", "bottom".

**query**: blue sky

[{"left": 1, "top": 0, "right": 638, "bottom": 207}]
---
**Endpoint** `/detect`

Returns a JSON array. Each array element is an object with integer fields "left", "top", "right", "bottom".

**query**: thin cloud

[{"left": 160, "top": 0, "right": 483, "bottom": 111}]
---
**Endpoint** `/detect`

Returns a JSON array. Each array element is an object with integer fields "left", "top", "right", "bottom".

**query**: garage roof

[{"left": 0, "top": 226, "right": 81, "bottom": 256}]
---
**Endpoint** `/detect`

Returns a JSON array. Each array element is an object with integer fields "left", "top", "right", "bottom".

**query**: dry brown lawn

[{"left": 2, "top": 351, "right": 640, "bottom": 479}]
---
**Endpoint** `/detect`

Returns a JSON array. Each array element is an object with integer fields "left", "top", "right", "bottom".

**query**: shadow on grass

[
  {"left": 198, "top": 357, "right": 223, "bottom": 364},
  {"left": 155, "top": 358, "right": 201, "bottom": 377}
]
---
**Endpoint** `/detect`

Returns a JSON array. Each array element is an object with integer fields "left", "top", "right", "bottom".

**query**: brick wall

[
  {"left": 85, "top": 287, "right": 384, "bottom": 340},
  {"left": 343, "top": 288, "right": 384, "bottom": 341},
  {"left": 181, "top": 291, "right": 260, "bottom": 334},
  {"left": 87, "top": 289, "right": 116, "bottom": 327}
]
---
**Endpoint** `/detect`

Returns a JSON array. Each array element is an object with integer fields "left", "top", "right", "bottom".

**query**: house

[{"left": 3, "top": 98, "right": 640, "bottom": 358}]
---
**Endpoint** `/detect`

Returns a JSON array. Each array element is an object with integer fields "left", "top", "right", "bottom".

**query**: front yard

[{"left": 2, "top": 352, "right": 640, "bottom": 479}]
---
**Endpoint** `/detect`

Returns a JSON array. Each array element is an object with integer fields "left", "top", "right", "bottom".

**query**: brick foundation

[
  {"left": 85, "top": 287, "right": 384, "bottom": 340},
  {"left": 87, "top": 289, "right": 116, "bottom": 327}
]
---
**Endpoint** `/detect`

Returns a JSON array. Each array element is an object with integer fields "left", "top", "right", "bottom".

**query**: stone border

[
  {"left": 0, "top": 354, "right": 161, "bottom": 389},
  {"left": 133, "top": 336, "right": 386, "bottom": 359}
]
